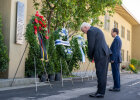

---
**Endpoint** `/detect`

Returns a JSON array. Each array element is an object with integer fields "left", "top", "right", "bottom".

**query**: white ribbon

[
  {"left": 55, "top": 39, "right": 70, "bottom": 46},
  {"left": 55, "top": 28, "right": 72, "bottom": 56},
  {"left": 74, "top": 35, "right": 86, "bottom": 62}
]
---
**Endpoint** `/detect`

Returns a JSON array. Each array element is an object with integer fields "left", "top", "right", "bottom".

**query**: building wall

[
  {"left": 0, "top": 0, "right": 27, "bottom": 78},
  {"left": 27, "top": 0, "right": 35, "bottom": 23},
  {"left": 79, "top": 12, "right": 132, "bottom": 72},
  {"left": 132, "top": 25, "right": 140, "bottom": 60},
  {"left": 27, "top": 0, "right": 42, "bottom": 23},
  {"left": 8, "top": 0, "right": 27, "bottom": 79},
  {"left": 98, "top": 12, "right": 132, "bottom": 65},
  {"left": 0, "top": 0, "right": 136, "bottom": 78}
]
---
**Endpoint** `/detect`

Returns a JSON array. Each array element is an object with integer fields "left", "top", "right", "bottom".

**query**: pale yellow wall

[
  {"left": 27, "top": 0, "right": 35, "bottom": 23},
  {"left": 97, "top": 13, "right": 132, "bottom": 64},
  {"left": 132, "top": 25, "right": 140, "bottom": 60},
  {"left": 78, "top": 12, "right": 133, "bottom": 72},
  {"left": 27, "top": 0, "right": 42, "bottom": 23},
  {"left": 8, "top": 0, "right": 27, "bottom": 78},
  {"left": 0, "top": 0, "right": 136, "bottom": 78}
]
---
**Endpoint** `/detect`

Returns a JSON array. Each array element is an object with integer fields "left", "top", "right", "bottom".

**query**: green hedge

[
  {"left": 131, "top": 59, "right": 138, "bottom": 66},
  {"left": 0, "top": 15, "right": 9, "bottom": 72},
  {"left": 131, "top": 59, "right": 140, "bottom": 70}
]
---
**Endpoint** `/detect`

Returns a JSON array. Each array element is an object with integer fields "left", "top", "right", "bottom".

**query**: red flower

[
  {"left": 92, "top": 60, "right": 94, "bottom": 63},
  {"left": 41, "top": 24, "right": 44, "bottom": 27},
  {"left": 39, "top": 16, "right": 43, "bottom": 19},
  {"left": 39, "top": 21, "right": 43, "bottom": 25},
  {"left": 45, "top": 35, "right": 49, "bottom": 39},
  {"left": 39, "top": 26, "right": 42, "bottom": 31},
  {"left": 34, "top": 25, "right": 37, "bottom": 29},
  {"left": 42, "top": 18, "right": 45, "bottom": 21},
  {"left": 44, "top": 25, "right": 47, "bottom": 28},
  {"left": 35, "top": 18, "right": 38, "bottom": 23},
  {"left": 35, "top": 11, "right": 39, "bottom": 17},
  {"left": 34, "top": 29, "right": 37, "bottom": 35}
]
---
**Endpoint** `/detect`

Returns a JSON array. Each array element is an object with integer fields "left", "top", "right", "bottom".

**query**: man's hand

[{"left": 111, "top": 61, "right": 114, "bottom": 63}]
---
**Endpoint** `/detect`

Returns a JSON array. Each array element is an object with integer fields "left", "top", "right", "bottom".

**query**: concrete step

[{"left": 0, "top": 78, "right": 39, "bottom": 88}]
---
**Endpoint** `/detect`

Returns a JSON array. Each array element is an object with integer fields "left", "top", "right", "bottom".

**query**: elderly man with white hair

[{"left": 81, "top": 22, "right": 111, "bottom": 98}]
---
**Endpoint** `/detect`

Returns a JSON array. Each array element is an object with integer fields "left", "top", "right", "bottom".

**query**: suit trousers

[
  {"left": 111, "top": 62, "right": 120, "bottom": 89},
  {"left": 95, "top": 56, "right": 109, "bottom": 94}
]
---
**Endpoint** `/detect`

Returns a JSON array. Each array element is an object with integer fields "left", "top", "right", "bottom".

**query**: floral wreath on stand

[
  {"left": 25, "top": 11, "right": 50, "bottom": 77},
  {"left": 32, "top": 11, "right": 49, "bottom": 62}
]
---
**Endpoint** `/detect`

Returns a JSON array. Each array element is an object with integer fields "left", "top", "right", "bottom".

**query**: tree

[
  {"left": 33, "top": 0, "right": 122, "bottom": 34},
  {"left": 0, "top": 15, "right": 9, "bottom": 72}
]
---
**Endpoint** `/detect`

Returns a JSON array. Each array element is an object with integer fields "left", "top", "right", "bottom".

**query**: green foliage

[
  {"left": 49, "top": 29, "right": 83, "bottom": 75},
  {"left": 69, "top": 37, "right": 82, "bottom": 72},
  {"left": 131, "top": 59, "right": 138, "bottom": 66},
  {"left": 85, "top": 41, "right": 92, "bottom": 62},
  {"left": 130, "top": 59, "right": 140, "bottom": 71},
  {"left": 25, "top": 20, "right": 43, "bottom": 77},
  {"left": 138, "top": 60, "right": 140, "bottom": 67},
  {"left": 52, "top": 29, "right": 69, "bottom": 74},
  {"left": 33, "top": 0, "right": 122, "bottom": 33},
  {"left": 47, "top": 32, "right": 58, "bottom": 74},
  {"left": 56, "top": 45, "right": 68, "bottom": 74},
  {"left": 0, "top": 15, "right": 9, "bottom": 72}
]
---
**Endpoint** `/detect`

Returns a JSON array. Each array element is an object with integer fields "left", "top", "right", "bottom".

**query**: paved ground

[{"left": 0, "top": 73, "right": 140, "bottom": 100}]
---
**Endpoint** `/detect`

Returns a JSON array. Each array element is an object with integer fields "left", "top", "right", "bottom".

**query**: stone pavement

[{"left": 0, "top": 73, "right": 140, "bottom": 100}]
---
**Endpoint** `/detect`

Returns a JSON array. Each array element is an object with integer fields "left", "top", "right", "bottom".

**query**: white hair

[{"left": 80, "top": 22, "right": 91, "bottom": 30}]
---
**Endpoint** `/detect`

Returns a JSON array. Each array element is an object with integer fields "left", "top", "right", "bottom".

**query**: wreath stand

[
  {"left": 10, "top": 43, "right": 52, "bottom": 93},
  {"left": 79, "top": 62, "right": 90, "bottom": 82},
  {"left": 73, "top": 61, "right": 95, "bottom": 82},
  {"left": 60, "top": 58, "right": 73, "bottom": 87},
  {"left": 34, "top": 57, "right": 52, "bottom": 92}
]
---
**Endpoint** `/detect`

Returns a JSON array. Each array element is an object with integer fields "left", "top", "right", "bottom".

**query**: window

[
  {"left": 127, "top": 51, "right": 129, "bottom": 61},
  {"left": 114, "top": 21, "right": 118, "bottom": 28},
  {"left": 127, "top": 30, "right": 130, "bottom": 41},
  {"left": 121, "top": 49, "right": 124, "bottom": 61},
  {"left": 121, "top": 26, "right": 125, "bottom": 38},
  {"left": 104, "top": 14, "right": 110, "bottom": 31}
]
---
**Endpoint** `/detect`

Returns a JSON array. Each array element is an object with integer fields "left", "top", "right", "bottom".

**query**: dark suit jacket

[
  {"left": 110, "top": 35, "right": 122, "bottom": 63},
  {"left": 87, "top": 26, "right": 111, "bottom": 61}
]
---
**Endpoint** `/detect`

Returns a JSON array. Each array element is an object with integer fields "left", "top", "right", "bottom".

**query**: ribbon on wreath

[
  {"left": 55, "top": 39, "right": 70, "bottom": 46},
  {"left": 55, "top": 28, "right": 73, "bottom": 56},
  {"left": 37, "top": 33, "right": 48, "bottom": 62},
  {"left": 74, "top": 35, "right": 86, "bottom": 62}
]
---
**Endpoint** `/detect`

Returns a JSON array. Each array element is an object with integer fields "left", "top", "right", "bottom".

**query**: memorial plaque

[{"left": 16, "top": 1, "right": 25, "bottom": 44}]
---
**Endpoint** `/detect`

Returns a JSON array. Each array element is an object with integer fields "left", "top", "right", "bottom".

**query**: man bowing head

[{"left": 81, "top": 22, "right": 111, "bottom": 98}]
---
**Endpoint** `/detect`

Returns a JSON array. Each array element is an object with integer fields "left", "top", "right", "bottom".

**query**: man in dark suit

[
  {"left": 109, "top": 28, "right": 122, "bottom": 92},
  {"left": 81, "top": 22, "right": 111, "bottom": 98}
]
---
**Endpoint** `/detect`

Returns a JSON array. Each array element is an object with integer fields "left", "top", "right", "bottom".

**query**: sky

[{"left": 122, "top": 0, "right": 140, "bottom": 23}]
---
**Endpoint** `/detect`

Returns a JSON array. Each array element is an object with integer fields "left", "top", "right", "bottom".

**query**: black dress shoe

[
  {"left": 89, "top": 93, "right": 104, "bottom": 98},
  {"left": 109, "top": 88, "right": 120, "bottom": 92}
]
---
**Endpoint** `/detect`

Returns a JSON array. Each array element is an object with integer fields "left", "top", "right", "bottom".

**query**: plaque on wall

[{"left": 16, "top": 1, "right": 25, "bottom": 44}]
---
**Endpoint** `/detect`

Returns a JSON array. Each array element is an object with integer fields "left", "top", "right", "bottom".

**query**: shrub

[
  {"left": 0, "top": 15, "right": 9, "bottom": 72},
  {"left": 131, "top": 59, "right": 138, "bottom": 66}
]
